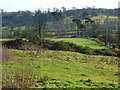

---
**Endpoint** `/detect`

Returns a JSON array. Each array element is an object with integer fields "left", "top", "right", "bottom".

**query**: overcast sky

[{"left": 1, "top": 0, "right": 120, "bottom": 12}]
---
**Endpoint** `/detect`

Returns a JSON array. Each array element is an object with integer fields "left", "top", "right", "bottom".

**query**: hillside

[
  {"left": 2, "top": 8, "right": 118, "bottom": 27},
  {"left": 2, "top": 7, "right": 119, "bottom": 89},
  {"left": 2, "top": 48, "right": 119, "bottom": 88}
]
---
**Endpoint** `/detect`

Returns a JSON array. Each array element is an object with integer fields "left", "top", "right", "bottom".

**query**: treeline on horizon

[{"left": 2, "top": 7, "right": 118, "bottom": 27}]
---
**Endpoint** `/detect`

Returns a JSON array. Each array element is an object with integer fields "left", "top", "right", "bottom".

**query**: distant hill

[{"left": 2, "top": 8, "right": 118, "bottom": 27}]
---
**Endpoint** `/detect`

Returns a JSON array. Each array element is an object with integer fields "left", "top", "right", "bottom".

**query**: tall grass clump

[{"left": 2, "top": 46, "right": 17, "bottom": 62}]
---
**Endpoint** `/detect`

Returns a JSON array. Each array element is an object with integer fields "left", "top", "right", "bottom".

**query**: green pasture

[
  {"left": 91, "top": 15, "right": 118, "bottom": 24},
  {"left": 1, "top": 37, "right": 108, "bottom": 49},
  {"left": 0, "top": 38, "right": 15, "bottom": 41},
  {"left": 2, "top": 26, "right": 27, "bottom": 30},
  {"left": 2, "top": 49, "right": 119, "bottom": 88},
  {"left": 0, "top": 38, "right": 27, "bottom": 41},
  {"left": 47, "top": 38, "right": 108, "bottom": 49}
]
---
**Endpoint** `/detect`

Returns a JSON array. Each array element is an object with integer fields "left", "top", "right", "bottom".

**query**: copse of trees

[{"left": 72, "top": 13, "right": 96, "bottom": 37}]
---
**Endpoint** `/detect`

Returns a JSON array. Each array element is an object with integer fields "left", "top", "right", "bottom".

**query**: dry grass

[
  {"left": 2, "top": 76, "right": 34, "bottom": 88},
  {"left": 88, "top": 37, "right": 101, "bottom": 43},
  {"left": 2, "top": 44, "right": 42, "bottom": 88},
  {"left": 2, "top": 70, "right": 35, "bottom": 88},
  {"left": 19, "top": 43, "right": 46, "bottom": 57},
  {"left": 18, "top": 43, "right": 40, "bottom": 51},
  {"left": 2, "top": 46, "right": 17, "bottom": 63}
]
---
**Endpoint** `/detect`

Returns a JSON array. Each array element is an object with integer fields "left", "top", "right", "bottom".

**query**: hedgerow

[{"left": 3, "top": 35, "right": 119, "bottom": 57}]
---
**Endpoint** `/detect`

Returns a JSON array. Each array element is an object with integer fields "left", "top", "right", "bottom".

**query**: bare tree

[
  {"left": 34, "top": 9, "right": 45, "bottom": 37},
  {"left": 104, "top": 15, "right": 109, "bottom": 46}
]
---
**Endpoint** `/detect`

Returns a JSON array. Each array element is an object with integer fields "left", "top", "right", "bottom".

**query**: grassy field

[
  {"left": 2, "top": 48, "right": 119, "bottom": 88},
  {"left": 0, "top": 38, "right": 27, "bottom": 41},
  {"left": 0, "top": 38, "right": 15, "bottom": 41},
  {"left": 91, "top": 15, "right": 118, "bottom": 24},
  {"left": 47, "top": 38, "right": 107, "bottom": 49}
]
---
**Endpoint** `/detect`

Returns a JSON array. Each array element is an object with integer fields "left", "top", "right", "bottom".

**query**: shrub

[
  {"left": 69, "top": 42, "right": 78, "bottom": 50},
  {"left": 28, "top": 35, "right": 54, "bottom": 49},
  {"left": 4, "top": 38, "right": 26, "bottom": 49},
  {"left": 28, "top": 35, "right": 45, "bottom": 45},
  {"left": 28, "top": 35, "right": 78, "bottom": 51},
  {"left": 92, "top": 34, "right": 98, "bottom": 38},
  {"left": 84, "top": 49, "right": 95, "bottom": 55},
  {"left": 103, "top": 50, "right": 117, "bottom": 56},
  {"left": 117, "top": 51, "right": 120, "bottom": 57},
  {"left": 118, "top": 43, "right": 120, "bottom": 49},
  {"left": 94, "top": 49, "right": 104, "bottom": 55},
  {"left": 75, "top": 46, "right": 94, "bottom": 55},
  {"left": 75, "top": 46, "right": 85, "bottom": 53},
  {"left": 49, "top": 41, "right": 71, "bottom": 51},
  {"left": 112, "top": 44, "right": 117, "bottom": 49}
]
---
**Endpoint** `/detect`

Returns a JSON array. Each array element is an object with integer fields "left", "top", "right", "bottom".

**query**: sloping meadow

[
  {"left": 2, "top": 36, "right": 119, "bottom": 88},
  {"left": 2, "top": 48, "right": 119, "bottom": 88}
]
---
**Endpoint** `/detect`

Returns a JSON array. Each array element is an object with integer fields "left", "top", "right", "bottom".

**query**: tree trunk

[
  {"left": 105, "top": 30, "right": 108, "bottom": 46},
  {"left": 56, "top": 20, "right": 59, "bottom": 37}
]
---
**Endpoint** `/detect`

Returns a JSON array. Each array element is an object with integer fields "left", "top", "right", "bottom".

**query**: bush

[
  {"left": 4, "top": 38, "right": 26, "bottom": 49},
  {"left": 92, "top": 34, "right": 98, "bottom": 38},
  {"left": 118, "top": 43, "right": 120, "bottom": 49},
  {"left": 103, "top": 50, "right": 117, "bottom": 56},
  {"left": 94, "top": 49, "right": 104, "bottom": 55},
  {"left": 28, "top": 35, "right": 54, "bottom": 49},
  {"left": 117, "top": 51, "right": 120, "bottom": 57},
  {"left": 28, "top": 35, "right": 77, "bottom": 51},
  {"left": 84, "top": 49, "right": 95, "bottom": 55},
  {"left": 49, "top": 41, "right": 71, "bottom": 51},
  {"left": 75, "top": 46, "right": 94, "bottom": 55},
  {"left": 75, "top": 46, "right": 85, "bottom": 53},
  {"left": 112, "top": 44, "right": 117, "bottom": 49}
]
